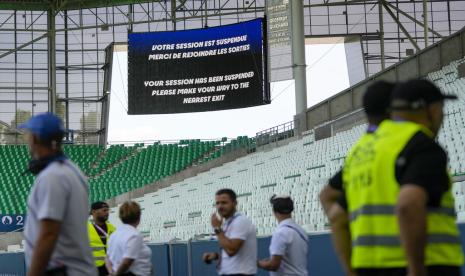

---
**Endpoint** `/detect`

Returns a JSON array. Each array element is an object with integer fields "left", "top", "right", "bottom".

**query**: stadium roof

[
  {"left": 0, "top": 0, "right": 157, "bottom": 11},
  {"left": 0, "top": 0, "right": 464, "bottom": 145}
]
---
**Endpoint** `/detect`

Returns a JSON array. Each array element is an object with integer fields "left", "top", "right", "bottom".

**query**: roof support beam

[
  {"left": 378, "top": 1, "right": 385, "bottom": 70},
  {"left": 381, "top": 0, "right": 420, "bottom": 52},
  {"left": 47, "top": 8, "right": 57, "bottom": 114},
  {"left": 423, "top": 0, "right": 429, "bottom": 47},
  {"left": 0, "top": 33, "right": 47, "bottom": 59},
  {"left": 383, "top": 1, "right": 443, "bottom": 39}
]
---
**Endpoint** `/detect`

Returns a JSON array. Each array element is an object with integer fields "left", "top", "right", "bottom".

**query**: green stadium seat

[{"left": 0, "top": 138, "right": 249, "bottom": 213}]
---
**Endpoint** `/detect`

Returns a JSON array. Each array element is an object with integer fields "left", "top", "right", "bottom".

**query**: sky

[{"left": 107, "top": 43, "right": 350, "bottom": 143}]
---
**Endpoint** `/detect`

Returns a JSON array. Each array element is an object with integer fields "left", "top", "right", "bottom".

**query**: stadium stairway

[
  {"left": 88, "top": 144, "right": 143, "bottom": 176},
  {"left": 88, "top": 148, "right": 108, "bottom": 171},
  {"left": 89, "top": 145, "right": 143, "bottom": 178}
]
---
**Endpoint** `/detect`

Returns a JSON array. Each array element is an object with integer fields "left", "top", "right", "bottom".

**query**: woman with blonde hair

[{"left": 106, "top": 201, "right": 152, "bottom": 276}]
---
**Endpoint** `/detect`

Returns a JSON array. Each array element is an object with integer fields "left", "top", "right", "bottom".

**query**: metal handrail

[{"left": 255, "top": 120, "right": 295, "bottom": 148}]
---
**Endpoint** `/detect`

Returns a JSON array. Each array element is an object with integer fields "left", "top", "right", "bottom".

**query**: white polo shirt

[
  {"left": 218, "top": 213, "right": 257, "bottom": 275},
  {"left": 269, "top": 218, "right": 308, "bottom": 276},
  {"left": 107, "top": 224, "right": 152, "bottom": 276},
  {"left": 24, "top": 159, "right": 97, "bottom": 276}
]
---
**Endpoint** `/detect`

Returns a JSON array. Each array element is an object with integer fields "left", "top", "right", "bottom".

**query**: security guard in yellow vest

[
  {"left": 336, "top": 79, "right": 463, "bottom": 276},
  {"left": 89, "top": 201, "right": 116, "bottom": 276},
  {"left": 320, "top": 80, "right": 395, "bottom": 275}
]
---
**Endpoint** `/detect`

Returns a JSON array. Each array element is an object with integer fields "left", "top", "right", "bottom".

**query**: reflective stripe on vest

[
  {"left": 343, "top": 120, "right": 464, "bottom": 268},
  {"left": 352, "top": 234, "right": 461, "bottom": 247},
  {"left": 349, "top": 205, "right": 456, "bottom": 222}
]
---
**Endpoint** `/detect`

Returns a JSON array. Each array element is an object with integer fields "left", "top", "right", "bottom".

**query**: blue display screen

[{"left": 127, "top": 18, "right": 270, "bottom": 114}]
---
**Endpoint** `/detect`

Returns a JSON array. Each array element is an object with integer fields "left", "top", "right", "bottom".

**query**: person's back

[
  {"left": 344, "top": 119, "right": 463, "bottom": 273},
  {"left": 25, "top": 159, "right": 96, "bottom": 275},
  {"left": 259, "top": 195, "right": 308, "bottom": 276},
  {"left": 270, "top": 219, "right": 308, "bottom": 276},
  {"left": 107, "top": 224, "right": 152, "bottom": 274},
  {"left": 320, "top": 81, "right": 395, "bottom": 275},
  {"left": 106, "top": 202, "right": 152, "bottom": 276}
]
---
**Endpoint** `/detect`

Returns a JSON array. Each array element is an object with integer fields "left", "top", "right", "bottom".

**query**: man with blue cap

[{"left": 19, "top": 112, "right": 97, "bottom": 276}]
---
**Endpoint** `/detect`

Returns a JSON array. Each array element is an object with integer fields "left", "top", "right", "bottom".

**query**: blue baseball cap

[{"left": 18, "top": 112, "right": 65, "bottom": 140}]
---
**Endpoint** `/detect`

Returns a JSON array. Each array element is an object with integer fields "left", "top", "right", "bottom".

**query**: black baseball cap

[
  {"left": 270, "top": 195, "right": 294, "bottom": 214},
  {"left": 91, "top": 201, "right": 109, "bottom": 211},
  {"left": 391, "top": 79, "right": 457, "bottom": 110},
  {"left": 362, "top": 80, "right": 395, "bottom": 117}
]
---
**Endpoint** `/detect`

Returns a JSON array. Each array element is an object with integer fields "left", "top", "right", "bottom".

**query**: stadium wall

[
  {"left": 295, "top": 26, "right": 465, "bottom": 135},
  {"left": 0, "top": 232, "right": 23, "bottom": 251},
  {"left": 254, "top": 135, "right": 299, "bottom": 152},
  {"left": 4, "top": 224, "right": 465, "bottom": 275}
]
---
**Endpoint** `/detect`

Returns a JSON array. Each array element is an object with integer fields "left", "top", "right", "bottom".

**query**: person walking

[
  {"left": 89, "top": 201, "right": 116, "bottom": 276},
  {"left": 332, "top": 79, "right": 464, "bottom": 276},
  {"left": 106, "top": 201, "right": 152, "bottom": 276},
  {"left": 20, "top": 113, "right": 96, "bottom": 276},
  {"left": 258, "top": 195, "right": 308, "bottom": 276},
  {"left": 203, "top": 188, "right": 257, "bottom": 276}
]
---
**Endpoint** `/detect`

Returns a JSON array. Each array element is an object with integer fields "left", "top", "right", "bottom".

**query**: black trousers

[
  {"left": 220, "top": 274, "right": 255, "bottom": 276},
  {"left": 97, "top": 265, "right": 108, "bottom": 276},
  {"left": 44, "top": 267, "right": 67, "bottom": 276},
  {"left": 356, "top": 266, "right": 461, "bottom": 276}
]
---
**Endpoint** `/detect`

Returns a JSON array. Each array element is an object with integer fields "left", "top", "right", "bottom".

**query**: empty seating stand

[
  {"left": 0, "top": 145, "right": 31, "bottom": 214},
  {"left": 2, "top": 59, "right": 465, "bottom": 244},
  {"left": 109, "top": 58, "right": 465, "bottom": 243},
  {"left": 89, "top": 140, "right": 220, "bottom": 202},
  {"left": 0, "top": 139, "right": 240, "bottom": 214},
  {"left": 113, "top": 126, "right": 364, "bottom": 243},
  {"left": 63, "top": 144, "right": 103, "bottom": 175}
]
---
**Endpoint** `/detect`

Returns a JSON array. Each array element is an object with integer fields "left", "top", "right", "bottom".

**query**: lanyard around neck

[
  {"left": 223, "top": 213, "right": 240, "bottom": 233},
  {"left": 93, "top": 222, "right": 108, "bottom": 237},
  {"left": 367, "top": 124, "right": 378, "bottom": 133}
]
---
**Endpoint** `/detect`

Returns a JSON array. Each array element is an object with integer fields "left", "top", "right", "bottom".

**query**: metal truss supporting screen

[
  {"left": 266, "top": 0, "right": 293, "bottom": 82},
  {"left": 127, "top": 18, "right": 270, "bottom": 114}
]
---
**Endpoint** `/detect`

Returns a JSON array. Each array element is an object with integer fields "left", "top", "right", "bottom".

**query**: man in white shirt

[
  {"left": 203, "top": 189, "right": 257, "bottom": 276},
  {"left": 20, "top": 113, "right": 96, "bottom": 276},
  {"left": 258, "top": 195, "right": 309, "bottom": 276}
]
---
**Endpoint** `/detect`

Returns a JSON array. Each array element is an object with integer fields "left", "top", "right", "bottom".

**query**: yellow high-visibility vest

[
  {"left": 88, "top": 221, "right": 116, "bottom": 267},
  {"left": 343, "top": 120, "right": 463, "bottom": 268}
]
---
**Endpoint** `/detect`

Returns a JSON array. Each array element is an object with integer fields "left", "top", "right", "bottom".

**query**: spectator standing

[{"left": 203, "top": 189, "right": 257, "bottom": 276}]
